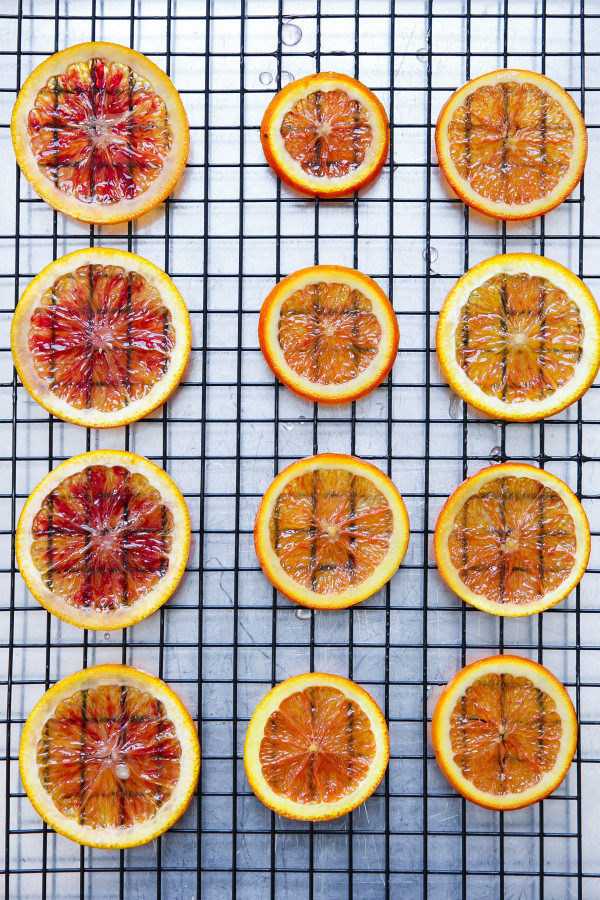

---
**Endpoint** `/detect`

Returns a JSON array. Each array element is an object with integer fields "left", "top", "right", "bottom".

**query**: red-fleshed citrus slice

[
  {"left": 432, "top": 655, "right": 577, "bottom": 810},
  {"left": 20, "top": 664, "right": 200, "bottom": 847},
  {"left": 261, "top": 72, "right": 389, "bottom": 198},
  {"left": 11, "top": 42, "right": 189, "bottom": 223},
  {"left": 435, "top": 69, "right": 587, "bottom": 220},
  {"left": 259, "top": 265, "right": 398, "bottom": 403},
  {"left": 434, "top": 463, "right": 590, "bottom": 616},
  {"left": 254, "top": 453, "right": 409, "bottom": 609},
  {"left": 244, "top": 672, "right": 389, "bottom": 821},
  {"left": 11, "top": 248, "right": 191, "bottom": 429},
  {"left": 16, "top": 450, "right": 190, "bottom": 630}
]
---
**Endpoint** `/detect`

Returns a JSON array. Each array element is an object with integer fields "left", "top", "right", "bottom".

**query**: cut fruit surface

[
  {"left": 16, "top": 450, "right": 190, "bottom": 630},
  {"left": 261, "top": 72, "right": 389, "bottom": 198},
  {"left": 259, "top": 266, "right": 398, "bottom": 403},
  {"left": 12, "top": 248, "right": 191, "bottom": 428},
  {"left": 20, "top": 664, "right": 200, "bottom": 847},
  {"left": 244, "top": 672, "right": 389, "bottom": 820},
  {"left": 436, "top": 254, "right": 600, "bottom": 421},
  {"left": 254, "top": 453, "right": 409, "bottom": 609},
  {"left": 434, "top": 463, "right": 589, "bottom": 617},
  {"left": 435, "top": 70, "right": 587, "bottom": 220},
  {"left": 432, "top": 655, "right": 577, "bottom": 810},
  {"left": 12, "top": 43, "right": 189, "bottom": 223}
]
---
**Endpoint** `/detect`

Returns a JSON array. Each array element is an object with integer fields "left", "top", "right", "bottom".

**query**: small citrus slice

[
  {"left": 16, "top": 450, "right": 190, "bottom": 630},
  {"left": 12, "top": 248, "right": 191, "bottom": 429},
  {"left": 11, "top": 42, "right": 189, "bottom": 223},
  {"left": 254, "top": 453, "right": 409, "bottom": 609},
  {"left": 244, "top": 673, "right": 389, "bottom": 821},
  {"left": 259, "top": 266, "right": 398, "bottom": 403},
  {"left": 432, "top": 655, "right": 577, "bottom": 810},
  {"left": 435, "top": 69, "right": 587, "bottom": 220},
  {"left": 436, "top": 254, "right": 600, "bottom": 421},
  {"left": 20, "top": 664, "right": 200, "bottom": 847},
  {"left": 434, "top": 463, "right": 589, "bottom": 617},
  {"left": 261, "top": 72, "right": 389, "bottom": 198}
]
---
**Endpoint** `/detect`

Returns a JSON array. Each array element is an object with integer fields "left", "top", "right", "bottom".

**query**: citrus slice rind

[
  {"left": 20, "top": 664, "right": 200, "bottom": 847},
  {"left": 432, "top": 655, "right": 577, "bottom": 810},
  {"left": 11, "top": 248, "right": 191, "bottom": 428},
  {"left": 435, "top": 69, "right": 587, "bottom": 220},
  {"left": 11, "top": 43, "right": 189, "bottom": 223},
  {"left": 434, "top": 463, "right": 590, "bottom": 617},
  {"left": 259, "top": 266, "right": 399, "bottom": 404},
  {"left": 244, "top": 673, "right": 389, "bottom": 821},
  {"left": 436, "top": 254, "right": 600, "bottom": 422},
  {"left": 16, "top": 450, "right": 190, "bottom": 630}
]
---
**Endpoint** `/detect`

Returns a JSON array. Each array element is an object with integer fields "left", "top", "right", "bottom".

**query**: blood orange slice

[
  {"left": 20, "top": 664, "right": 200, "bottom": 847},
  {"left": 261, "top": 72, "right": 389, "bottom": 198},
  {"left": 11, "top": 43, "right": 189, "bottom": 223},
  {"left": 16, "top": 450, "right": 190, "bottom": 630},
  {"left": 432, "top": 655, "right": 577, "bottom": 810},
  {"left": 436, "top": 70, "right": 587, "bottom": 220},
  {"left": 244, "top": 673, "right": 389, "bottom": 821}
]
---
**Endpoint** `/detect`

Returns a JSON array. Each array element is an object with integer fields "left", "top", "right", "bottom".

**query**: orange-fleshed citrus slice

[
  {"left": 11, "top": 43, "right": 189, "bottom": 223},
  {"left": 259, "top": 265, "right": 398, "bottom": 404},
  {"left": 20, "top": 664, "right": 200, "bottom": 847},
  {"left": 11, "top": 248, "right": 191, "bottom": 429},
  {"left": 16, "top": 450, "right": 190, "bottom": 630},
  {"left": 244, "top": 673, "right": 389, "bottom": 821},
  {"left": 436, "top": 254, "right": 600, "bottom": 422},
  {"left": 432, "top": 655, "right": 577, "bottom": 810},
  {"left": 435, "top": 69, "right": 587, "bottom": 220},
  {"left": 261, "top": 72, "right": 389, "bottom": 198},
  {"left": 254, "top": 453, "right": 409, "bottom": 609},
  {"left": 434, "top": 463, "right": 589, "bottom": 617}
]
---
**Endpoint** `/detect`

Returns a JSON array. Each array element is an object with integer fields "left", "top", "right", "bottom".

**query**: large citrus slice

[
  {"left": 436, "top": 254, "right": 600, "bottom": 421},
  {"left": 432, "top": 655, "right": 577, "bottom": 810},
  {"left": 11, "top": 42, "right": 189, "bottom": 223},
  {"left": 254, "top": 453, "right": 409, "bottom": 609},
  {"left": 20, "top": 664, "right": 200, "bottom": 847},
  {"left": 434, "top": 463, "right": 589, "bottom": 617},
  {"left": 244, "top": 673, "right": 389, "bottom": 821},
  {"left": 435, "top": 69, "right": 587, "bottom": 220},
  {"left": 261, "top": 72, "right": 389, "bottom": 198},
  {"left": 16, "top": 450, "right": 190, "bottom": 630}
]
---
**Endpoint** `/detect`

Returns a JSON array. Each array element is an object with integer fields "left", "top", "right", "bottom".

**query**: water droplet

[
  {"left": 104, "top": 632, "right": 111, "bottom": 640},
  {"left": 422, "top": 246, "right": 439, "bottom": 268},
  {"left": 489, "top": 445, "right": 503, "bottom": 463},
  {"left": 282, "top": 21, "right": 302, "bottom": 46},
  {"left": 416, "top": 47, "right": 429, "bottom": 62},
  {"left": 115, "top": 763, "right": 130, "bottom": 780},
  {"left": 448, "top": 394, "right": 462, "bottom": 419},
  {"left": 259, "top": 71, "right": 273, "bottom": 85},
  {"left": 296, "top": 607, "right": 312, "bottom": 620},
  {"left": 280, "top": 71, "right": 295, "bottom": 86}
]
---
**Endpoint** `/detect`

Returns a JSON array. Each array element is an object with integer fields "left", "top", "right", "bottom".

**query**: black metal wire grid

[{"left": 1, "top": 0, "right": 599, "bottom": 898}]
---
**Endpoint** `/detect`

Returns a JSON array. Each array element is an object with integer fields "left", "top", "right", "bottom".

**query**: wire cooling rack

[{"left": 1, "top": 0, "right": 599, "bottom": 898}]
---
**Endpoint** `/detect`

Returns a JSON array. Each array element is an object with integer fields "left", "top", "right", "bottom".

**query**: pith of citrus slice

[
  {"left": 259, "top": 266, "right": 398, "bottom": 404},
  {"left": 11, "top": 42, "right": 189, "bottom": 223},
  {"left": 254, "top": 453, "right": 409, "bottom": 610},
  {"left": 16, "top": 450, "right": 190, "bottom": 630},
  {"left": 434, "top": 463, "right": 590, "bottom": 617},
  {"left": 432, "top": 655, "right": 577, "bottom": 810},
  {"left": 261, "top": 72, "right": 389, "bottom": 198},
  {"left": 435, "top": 69, "right": 587, "bottom": 220},
  {"left": 244, "top": 672, "right": 389, "bottom": 821},
  {"left": 436, "top": 254, "right": 600, "bottom": 422},
  {"left": 20, "top": 664, "right": 200, "bottom": 847},
  {"left": 11, "top": 248, "right": 191, "bottom": 429}
]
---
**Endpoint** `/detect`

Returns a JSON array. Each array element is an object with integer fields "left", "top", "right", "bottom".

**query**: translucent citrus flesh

[
  {"left": 455, "top": 272, "right": 584, "bottom": 403},
  {"left": 448, "top": 475, "right": 576, "bottom": 605},
  {"left": 447, "top": 81, "right": 574, "bottom": 204},
  {"left": 28, "top": 264, "right": 175, "bottom": 412},
  {"left": 30, "top": 464, "right": 174, "bottom": 612},
  {"left": 278, "top": 282, "right": 382, "bottom": 384},
  {"left": 36, "top": 684, "right": 181, "bottom": 828},
  {"left": 449, "top": 673, "right": 562, "bottom": 795},
  {"left": 269, "top": 468, "right": 393, "bottom": 593},
  {"left": 27, "top": 58, "right": 172, "bottom": 204},
  {"left": 259, "top": 686, "right": 376, "bottom": 803},
  {"left": 280, "top": 89, "right": 372, "bottom": 178}
]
